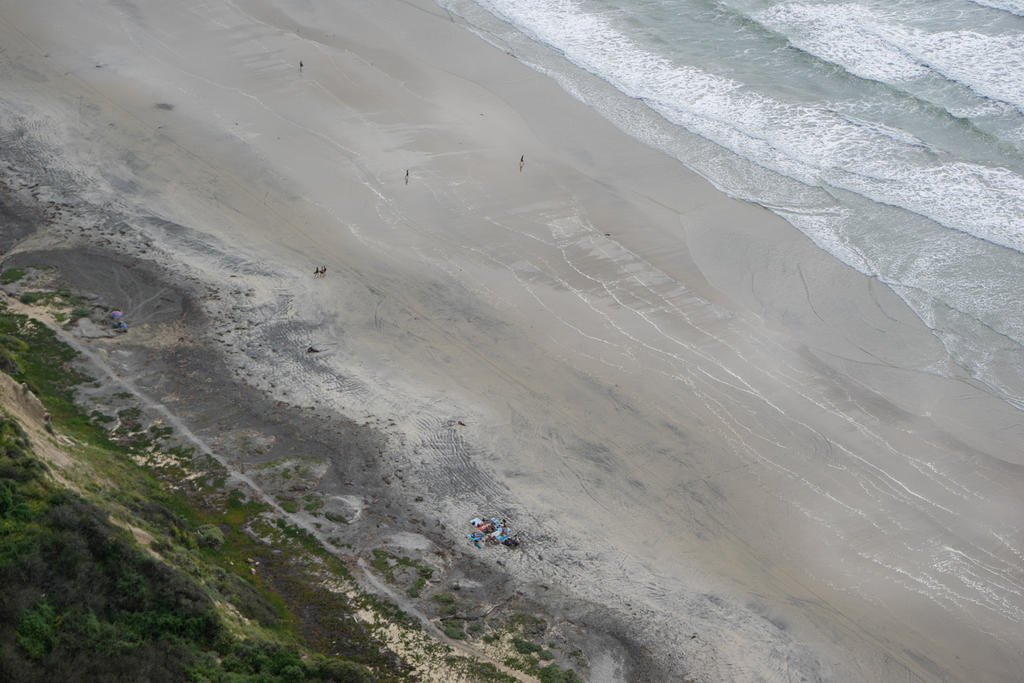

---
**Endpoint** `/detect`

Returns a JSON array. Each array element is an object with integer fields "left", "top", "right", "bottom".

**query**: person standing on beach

[
  {"left": 405, "top": 169, "right": 409, "bottom": 185},
  {"left": 299, "top": 60, "right": 303, "bottom": 72},
  {"left": 520, "top": 154, "right": 525, "bottom": 172}
]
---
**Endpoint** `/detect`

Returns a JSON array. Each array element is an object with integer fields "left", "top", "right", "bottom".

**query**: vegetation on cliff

[
  {"left": 0, "top": 302, "right": 391, "bottom": 681},
  {"left": 0, "top": 277, "right": 586, "bottom": 682}
]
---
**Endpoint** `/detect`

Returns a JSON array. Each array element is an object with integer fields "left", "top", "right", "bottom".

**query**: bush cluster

[
  {"left": 0, "top": 429, "right": 219, "bottom": 680},
  {"left": 0, "top": 304, "right": 383, "bottom": 681},
  {"left": 0, "top": 411, "right": 375, "bottom": 682}
]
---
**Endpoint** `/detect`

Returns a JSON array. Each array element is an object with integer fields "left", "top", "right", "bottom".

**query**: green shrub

[
  {"left": 538, "top": 663, "right": 583, "bottom": 683},
  {"left": 509, "top": 611, "right": 546, "bottom": 636},
  {"left": 443, "top": 619, "right": 466, "bottom": 640},
  {"left": 0, "top": 268, "right": 26, "bottom": 284},
  {"left": 443, "top": 656, "right": 517, "bottom": 682},
  {"left": 0, "top": 346, "right": 18, "bottom": 375},
  {"left": 512, "top": 637, "right": 542, "bottom": 655},
  {"left": 197, "top": 639, "right": 371, "bottom": 681},
  {"left": 308, "top": 656, "right": 373, "bottom": 682},
  {"left": 89, "top": 411, "right": 115, "bottom": 424},
  {"left": 117, "top": 407, "right": 142, "bottom": 421},
  {"left": 197, "top": 524, "right": 225, "bottom": 548},
  {"left": 15, "top": 601, "right": 58, "bottom": 660},
  {"left": 19, "top": 292, "right": 44, "bottom": 305},
  {"left": 370, "top": 548, "right": 394, "bottom": 578},
  {"left": 407, "top": 576, "right": 426, "bottom": 597},
  {"left": 0, "top": 334, "right": 28, "bottom": 352},
  {"left": 432, "top": 592, "right": 457, "bottom": 615}
]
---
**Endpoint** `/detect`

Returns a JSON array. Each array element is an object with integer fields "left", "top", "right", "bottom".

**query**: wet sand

[{"left": 2, "top": 0, "right": 1023, "bottom": 680}]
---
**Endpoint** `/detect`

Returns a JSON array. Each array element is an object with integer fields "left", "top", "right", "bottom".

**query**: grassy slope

[
  {"left": 0, "top": 301, "right": 401, "bottom": 682},
  {"left": 0, "top": 272, "right": 586, "bottom": 683}
]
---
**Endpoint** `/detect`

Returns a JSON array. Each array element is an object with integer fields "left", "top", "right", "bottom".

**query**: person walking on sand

[
  {"left": 405, "top": 169, "right": 409, "bottom": 185},
  {"left": 321, "top": 265, "right": 327, "bottom": 278},
  {"left": 299, "top": 60, "right": 304, "bottom": 72},
  {"left": 520, "top": 154, "right": 525, "bottom": 172}
]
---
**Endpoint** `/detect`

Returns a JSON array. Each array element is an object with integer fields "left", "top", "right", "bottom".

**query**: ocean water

[{"left": 437, "top": 0, "right": 1024, "bottom": 411}]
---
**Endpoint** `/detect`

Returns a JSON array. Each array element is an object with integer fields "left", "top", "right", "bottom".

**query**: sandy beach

[{"left": 2, "top": 0, "right": 1023, "bottom": 680}]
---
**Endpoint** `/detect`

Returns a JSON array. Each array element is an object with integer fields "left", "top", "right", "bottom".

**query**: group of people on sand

[
  {"left": 468, "top": 516, "right": 520, "bottom": 549},
  {"left": 109, "top": 310, "right": 128, "bottom": 332},
  {"left": 313, "top": 265, "right": 327, "bottom": 278}
]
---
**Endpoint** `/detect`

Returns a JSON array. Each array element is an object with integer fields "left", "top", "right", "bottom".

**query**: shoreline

[{"left": 2, "top": 0, "right": 1024, "bottom": 680}]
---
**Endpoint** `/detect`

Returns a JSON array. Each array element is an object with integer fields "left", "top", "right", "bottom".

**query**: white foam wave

[
  {"left": 967, "top": 0, "right": 1024, "bottom": 16},
  {"left": 756, "top": 3, "right": 1024, "bottom": 112},
  {"left": 473, "top": 0, "right": 1024, "bottom": 253},
  {"left": 880, "top": 27, "right": 1024, "bottom": 113},
  {"left": 756, "top": 3, "right": 929, "bottom": 83}
]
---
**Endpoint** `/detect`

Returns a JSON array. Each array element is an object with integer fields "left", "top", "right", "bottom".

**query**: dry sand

[{"left": 2, "top": 0, "right": 1023, "bottom": 680}]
